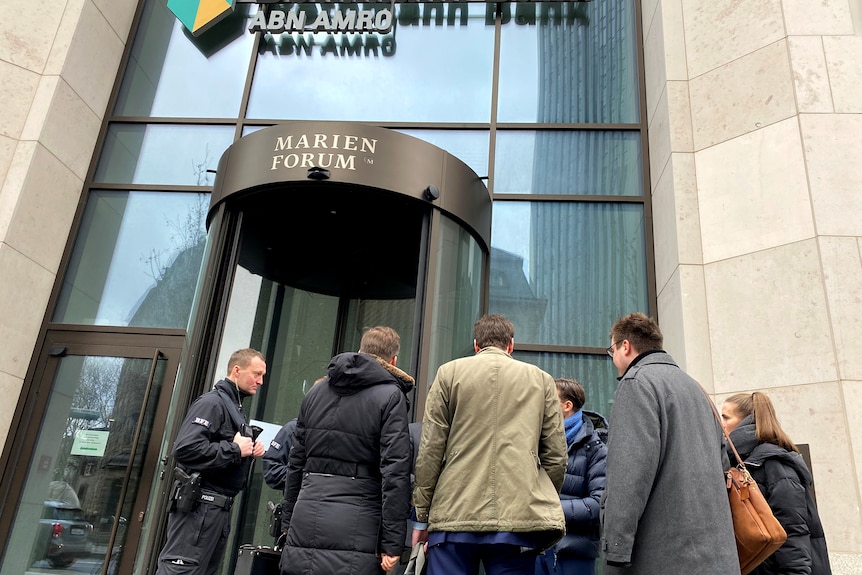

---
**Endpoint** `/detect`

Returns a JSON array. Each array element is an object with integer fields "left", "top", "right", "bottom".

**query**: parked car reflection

[{"left": 36, "top": 501, "right": 93, "bottom": 568}]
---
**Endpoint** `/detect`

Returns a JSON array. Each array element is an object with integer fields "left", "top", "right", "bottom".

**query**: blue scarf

[{"left": 564, "top": 410, "right": 583, "bottom": 446}]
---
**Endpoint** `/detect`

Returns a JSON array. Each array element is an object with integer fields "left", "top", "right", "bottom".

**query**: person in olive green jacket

[{"left": 412, "top": 314, "right": 567, "bottom": 575}]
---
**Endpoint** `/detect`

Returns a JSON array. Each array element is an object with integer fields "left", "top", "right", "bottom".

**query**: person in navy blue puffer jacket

[{"left": 537, "top": 378, "right": 607, "bottom": 575}]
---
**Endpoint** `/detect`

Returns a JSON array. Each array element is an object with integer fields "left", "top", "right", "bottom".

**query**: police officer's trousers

[{"left": 156, "top": 502, "right": 231, "bottom": 575}]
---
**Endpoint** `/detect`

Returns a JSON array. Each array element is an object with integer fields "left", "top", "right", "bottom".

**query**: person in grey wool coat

[{"left": 601, "top": 312, "right": 737, "bottom": 575}]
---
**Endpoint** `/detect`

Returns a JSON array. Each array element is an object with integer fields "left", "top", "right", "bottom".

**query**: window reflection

[
  {"left": 513, "top": 350, "right": 618, "bottom": 421},
  {"left": 395, "top": 129, "right": 490, "bottom": 178},
  {"left": 113, "top": 0, "right": 253, "bottom": 118},
  {"left": 53, "top": 191, "right": 209, "bottom": 328},
  {"left": 490, "top": 201, "right": 648, "bottom": 347},
  {"left": 498, "top": 1, "right": 639, "bottom": 123},
  {"left": 494, "top": 130, "right": 641, "bottom": 195},
  {"left": 0, "top": 355, "right": 166, "bottom": 575},
  {"left": 94, "top": 124, "right": 234, "bottom": 186},
  {"left": 425, "top": 215, "right": 484, "bottom": 385},
  {"left": 248, "top": 3, "right": 494, "bottom": 122}
]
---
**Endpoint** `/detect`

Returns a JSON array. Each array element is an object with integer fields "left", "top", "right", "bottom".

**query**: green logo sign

[{"left": 167, "top": 0, "right": 236, "bottom": 36}]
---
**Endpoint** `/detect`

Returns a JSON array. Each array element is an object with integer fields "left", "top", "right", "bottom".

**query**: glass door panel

[
  {"left": 0, "top": 343, "right": 179, "bottom": 575},
  {"left": 341, "top": 298, "right": 416, "bottom": 373},
  {"left": 424, "top": 213, "right": 485, "bottom": 386}
]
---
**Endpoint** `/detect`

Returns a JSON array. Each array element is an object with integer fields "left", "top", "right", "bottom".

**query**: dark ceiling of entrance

[{"left": 236, "top": 184, "right": 426, "bottom": 300}]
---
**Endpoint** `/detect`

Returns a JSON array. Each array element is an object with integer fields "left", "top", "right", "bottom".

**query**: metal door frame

[{"left": 0, "top": 328, "right": 185, "bottom": 574}]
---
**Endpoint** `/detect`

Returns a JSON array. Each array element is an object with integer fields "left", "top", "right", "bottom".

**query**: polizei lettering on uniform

[
  {"left": 250, "top": 8, "right": 393, "bottom": 33},
  {"left": 270, "top": 133, "right": 378, "bottom": 172}
]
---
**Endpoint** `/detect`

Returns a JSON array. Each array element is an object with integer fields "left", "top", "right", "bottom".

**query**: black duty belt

[{"left": 199, "top": 489, "right": 233, "bottom": 510}]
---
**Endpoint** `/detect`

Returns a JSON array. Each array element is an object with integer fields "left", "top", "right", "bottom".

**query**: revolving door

[{"left": 152, "top": 122, "right": 491, "bottom": 574}]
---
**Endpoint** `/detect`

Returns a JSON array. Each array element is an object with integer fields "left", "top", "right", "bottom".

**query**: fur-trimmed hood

[{"left": 327, "top": 352, "right": 414, "bottom": 397}]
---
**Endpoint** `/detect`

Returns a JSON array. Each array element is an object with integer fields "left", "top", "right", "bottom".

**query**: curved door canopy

[{"left": 210, "top": 121, "right": 491, "bottom": 250}]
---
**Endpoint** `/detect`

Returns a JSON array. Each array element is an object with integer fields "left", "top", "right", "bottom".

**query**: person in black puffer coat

[
  {"left": 280, "top": 326, "right": 414, "bottom": 575},
  {"left": 537, "top": 378, "right": 607, "bottom": 575},
  {"left": 721, "top": 392, "right": 831, "bottom": 575}
]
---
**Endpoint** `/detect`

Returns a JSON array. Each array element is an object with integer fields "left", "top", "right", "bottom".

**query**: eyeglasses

[{"left": 606, "top": 341, "right": 622, "bottom": 357}]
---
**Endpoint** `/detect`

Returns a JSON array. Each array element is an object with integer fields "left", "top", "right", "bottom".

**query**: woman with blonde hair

[{"left": 721, "top": 392, "right": 831, "bottom": 575}]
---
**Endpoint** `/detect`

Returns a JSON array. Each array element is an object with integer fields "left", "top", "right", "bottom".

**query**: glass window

[
  {"left": 53, "top": 191, "right": 209, "bottom": 328},
  {"left": 113, "top": 0, "right": 254, "bottom": 118},
  {"left": 489, "top": 201, "right": 649, "bottom": 348},
  {"left": 513, "top": 351, "right": 618, "bottom": 420},
  {"left": 242, "top": 125, "right": 268, "bottom": 137},
  {"left": 493, "top": 130, "right": 642, "bottom": 195},
  {"left": 497, "top": 1, "right": 639, "bottom": 123},
  {"left": 247, "top": 3, "right": 495, "bottom": 122},
  {"left": 94, "top": 124, "right": 234, "bottom": 186},
  {"left": 395, "top": 129, "right": 490, "bottom": 178}
]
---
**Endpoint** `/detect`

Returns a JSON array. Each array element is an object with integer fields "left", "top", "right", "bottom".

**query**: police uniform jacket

[
  {"left": 262, "top": 418, "right": 297, "bottom": 491},
  {"left": 281, "top": 352, "right": 414, "bottom": 575},
  {"left": 173, "top": 379, "right": 253, "bottom": 497},
  {"left": 729, "top": 417, "right": 832, "bottom": 575}
]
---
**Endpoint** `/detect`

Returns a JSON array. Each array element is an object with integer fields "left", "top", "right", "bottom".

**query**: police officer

[
  {"left": 261, "top": 377, "right": 326, "bottom": 492},
  {"left": 262, "top": 418, "right": 297, "bottom": 493},
  {"left": 262, "top": 376, "right": 328, "bottom": 545},
  {"left": 156, "top": 348, "right": 267, "bottom": 575}
]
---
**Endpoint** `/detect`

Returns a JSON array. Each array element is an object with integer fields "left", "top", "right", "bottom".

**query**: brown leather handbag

[{"left": 706, "top": 396, "right": 787, "bottom": 574}]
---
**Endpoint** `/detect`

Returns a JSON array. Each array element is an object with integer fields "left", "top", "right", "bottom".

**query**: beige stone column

[
  {"left": 643, "top": 0, "right": 862, "bottom": 570},
  {"left": 0, "top": 0, "right": 138, "bottom": 441}
]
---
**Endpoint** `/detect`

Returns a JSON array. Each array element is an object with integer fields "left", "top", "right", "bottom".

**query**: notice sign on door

[{"left": 70, "top": 430, "right": 109, "bottom": 457}]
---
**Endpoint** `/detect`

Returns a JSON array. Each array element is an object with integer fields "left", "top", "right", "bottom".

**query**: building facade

[{"left": 0, "top": 0, "right": 860, "bottom": 573}]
